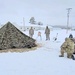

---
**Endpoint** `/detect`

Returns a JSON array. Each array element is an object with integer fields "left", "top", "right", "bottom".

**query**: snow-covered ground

[{"left": 0, "top": 29, "right": 75, "bottom": 75}]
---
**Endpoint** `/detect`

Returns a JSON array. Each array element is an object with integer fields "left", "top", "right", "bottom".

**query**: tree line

[{"left": 29, "top": 17, "right": 43, "bottom": 25}]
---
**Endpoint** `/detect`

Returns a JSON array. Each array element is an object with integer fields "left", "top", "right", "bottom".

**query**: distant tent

[{"left": 0, "top": 22, "right": 36, "bottom": 50}]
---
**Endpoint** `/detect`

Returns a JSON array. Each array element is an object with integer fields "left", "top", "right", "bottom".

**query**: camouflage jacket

[{"left": 61, "top": 38, "right": 74, "bottom": 53}]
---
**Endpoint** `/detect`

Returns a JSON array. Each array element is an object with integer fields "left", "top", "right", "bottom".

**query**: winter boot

[
  {"left": 71, "top": 55, "right": 75, "bottom": 60},
  {"left": 59, "top": 55, "right": 64, "bottom": 57},
  {"left": 73, "top": 52, "right": 75, "bottom": 54}
]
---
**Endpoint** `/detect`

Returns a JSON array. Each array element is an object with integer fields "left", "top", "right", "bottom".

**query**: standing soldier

[
  {"left": 45, "top": 26, "right": 50, "bottom": 40},
  {"left": 59, "top": 38, "right": 74, "bottom": 59},
  {"left": 29, "top": 27, "right": 34, "bottom": 38}
]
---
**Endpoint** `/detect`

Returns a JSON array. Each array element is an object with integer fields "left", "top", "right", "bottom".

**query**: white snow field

[{"left": 0, "top": 29, "right": 75, "bottom": 75}]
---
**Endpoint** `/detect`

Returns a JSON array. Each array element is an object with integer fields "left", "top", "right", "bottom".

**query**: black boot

[
  {"left": 59, "top": 55, "right": 64, "bottom": 57},
  {"left": 73, "top": 52, "right": 75, "bottom": 54},
  {"left": 71, "top": 55, "right": 75, "bottom": 60}
]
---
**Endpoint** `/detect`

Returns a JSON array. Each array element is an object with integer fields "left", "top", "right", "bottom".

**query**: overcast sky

[{"left": 0, "top": 0, "right": 75, "bottom": 26}]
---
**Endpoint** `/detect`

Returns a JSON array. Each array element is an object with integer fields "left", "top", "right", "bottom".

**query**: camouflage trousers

[{"left": 60, "top": 48, "right": 73, "bottom": 58}]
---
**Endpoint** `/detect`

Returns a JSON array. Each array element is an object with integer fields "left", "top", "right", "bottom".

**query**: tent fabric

[{"left": 0, "top": 22, "right": 36, "bottom": 50}]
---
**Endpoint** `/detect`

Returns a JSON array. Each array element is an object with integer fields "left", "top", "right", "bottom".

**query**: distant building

[{"left": 19, "top": 23, "right": 53, "bottom": 31}]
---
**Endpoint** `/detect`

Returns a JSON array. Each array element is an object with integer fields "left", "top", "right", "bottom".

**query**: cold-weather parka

[
  {"left": 29, "top": 27, "right": 34, "bottom": 38},
  {"left": 60, "top": 38, "right": 74, "bottom": 58},
  {"left": 45, "top": 26, "right": 50, "bottom": 40}
]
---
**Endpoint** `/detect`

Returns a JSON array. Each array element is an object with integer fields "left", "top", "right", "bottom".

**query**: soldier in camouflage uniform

[
  {"left": 29, "top": 27, "right": 34, "bottom": 38},
  {"left": 59, "top": 38, "right": 74, "bottom": 59},
  {"left": 45, "top": 26, "right": 50, "bottom": 40}
]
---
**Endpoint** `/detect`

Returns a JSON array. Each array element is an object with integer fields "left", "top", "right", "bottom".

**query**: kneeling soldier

[{"left": 59, "top": 38, "right": 74, "bottom": 59}]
